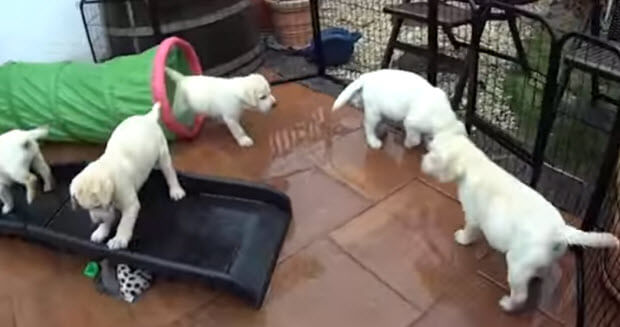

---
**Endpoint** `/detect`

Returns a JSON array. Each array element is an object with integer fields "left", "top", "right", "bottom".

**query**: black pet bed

[{"left": 0, "top": 163, "right": 291, "bottom": 308}]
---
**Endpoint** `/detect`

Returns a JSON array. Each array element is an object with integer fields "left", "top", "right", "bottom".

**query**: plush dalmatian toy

[
  {"left": 117, "top": 264, "right": 153, "bottom": 303},
  {"left": 93, "top": 259, "right": 153, "bottom": 303}
]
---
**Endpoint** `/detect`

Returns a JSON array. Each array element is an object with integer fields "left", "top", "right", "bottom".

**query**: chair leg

[
  {"left": 381, "top": 18, "right": 403, "bottom": 69},
  {"left": 455, "top": 8, "right": 488, "bottom": 114},
  {"left": 452, "top": 63, "right": 468, "bottom": 110},
  {"left": 507, "top": 14, "right": 530, "bottom": 72},
  {"left": 452, "top": 19, "right": 487, "bottom": 111},
  {"left": 464, "top": 50, "right": 479, "bottom": 133}
]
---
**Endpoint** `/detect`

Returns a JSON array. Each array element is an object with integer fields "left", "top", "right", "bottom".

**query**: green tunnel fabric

[{"left": 0, "top": 46, "right": 192, "bottom": 143}]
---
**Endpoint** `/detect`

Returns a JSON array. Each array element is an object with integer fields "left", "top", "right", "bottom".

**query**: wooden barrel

[{"left": 101, "top": 0, "right": 261, "bottom": 76}]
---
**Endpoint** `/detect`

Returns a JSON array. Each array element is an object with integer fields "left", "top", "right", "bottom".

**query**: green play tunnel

[{"left": 0, "top": 37, "right": 206, "bottom": 143}]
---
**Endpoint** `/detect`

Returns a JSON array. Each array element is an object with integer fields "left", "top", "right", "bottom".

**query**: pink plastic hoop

[{"left": 151, "top": 36, "right": 205, "bottom": 139}]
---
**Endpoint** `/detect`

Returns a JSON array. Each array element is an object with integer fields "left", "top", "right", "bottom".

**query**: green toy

[
  {"left": 83, "top": 261, "right": 100, "bottom": 279},
  {"left": 0, "top": 37, "right": 205, "bottom": 143}
]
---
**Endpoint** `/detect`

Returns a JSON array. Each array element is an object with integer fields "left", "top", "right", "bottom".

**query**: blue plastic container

[{"left": 303, "top": 27, "right": 362, "bottom": 66}]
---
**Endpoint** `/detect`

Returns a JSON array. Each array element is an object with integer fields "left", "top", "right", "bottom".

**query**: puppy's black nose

[{"left": 272, "top": 101, "right": 277, "bottom": 108}]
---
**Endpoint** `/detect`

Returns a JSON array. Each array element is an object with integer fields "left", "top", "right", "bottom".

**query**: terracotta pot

[
  {"left": 250, "top": 0, "right": 273, "bottom": 31},
  {"left": 266, "top": 0, "right": 312, "bottom": 49}
]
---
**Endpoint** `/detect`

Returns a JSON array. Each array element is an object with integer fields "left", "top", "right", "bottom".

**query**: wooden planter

[{"left": 266, "top": 0, "right": 312, "bottom": 49}]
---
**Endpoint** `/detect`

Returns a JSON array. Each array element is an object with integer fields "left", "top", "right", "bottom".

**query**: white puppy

[
  {"left": 421, "top": 132, "right": 620, "bottom": 312},
  {"left": 332, "top": 69, "right": 466, "bottom": 149},
  {"left": 0, "top": 126, "right": 54, "bottom": 213},
  {"left": 70, "top": 102, "right": 186, "bottom": 250},
  {"left": 165, "top": 68, "right": 277, "bottom": 147}
]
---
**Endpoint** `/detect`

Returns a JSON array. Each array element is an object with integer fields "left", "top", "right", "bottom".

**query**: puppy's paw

[
  {"left": 26, "top": 189, "right": 37, "bottom": 204},
  {"left": 499, "top": 295, "right": 518, "bottom": 312},
  {"left": 107, "top": 235, "right": 130, "bottom": 250},
  {"left": 169, "top": 186, "right": 186, "bottom": 201},
  {"left": 26, "top": 175, "right": 38, "bottom": 204},
  {"left": 238, "top": 136, "right": 254, "bottom": 147},
  {"left": 43, "top": 177, "right": 55, "bottom": 192},
  {"left": 404, "top": 137, "right": 421, "bottom": 149},
  {"left": 90, "top": 225, "right": 110, "bottom": 243},
  {"left": 2, "top": 204, "right": 13, "bottom": 215},
  {"left": 367, "top": 138, "right": 383, "bottom": 149},
  {"left": 454, "top": 229, "right": 472, "bottom": 246}
]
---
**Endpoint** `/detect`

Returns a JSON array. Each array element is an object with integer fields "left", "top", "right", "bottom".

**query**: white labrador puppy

[
  {"left": 70, "top": 102, "right": 186, "bottom": 250},
  {"left": 165, "top": 68, "right": 277, "bottom": 147},
  {"left": 421, "top": 132, "right": 619, "bottom": 312},
  {"left": 332, "top": 69, "right": 465, "bottom": 149},
  {"left": 0, "top": 126, "right": 54, "bottom": 213}
]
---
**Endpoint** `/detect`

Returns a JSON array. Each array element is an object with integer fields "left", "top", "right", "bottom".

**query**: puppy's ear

[
  {"left": 243, "top": 74, "right": 270, "bottom": 108},
  {"left": 435, "top": 151, "right": 465, "bottom": 183},
  {"left": 242, "top": 81, "right": 259, "bottom": 108},
  {"left": 422, "top": 151, "right": 463, "bottom": 183},
  {"left": 69, "top": 179, "right": 79, "bottom": 210},
  {"left": 436, "top": 158, "right": 463, "bottom": 183},
  {"left": 71, "top": 195, "right": 78, "bottom": 210},
  {"left": 421, "top": 152, "right": 441, "bottom": 177},
  {"left": 95, "top": 175, "right": 115, "bottom": 206}
]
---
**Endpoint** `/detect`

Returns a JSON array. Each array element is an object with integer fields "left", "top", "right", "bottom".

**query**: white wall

[{"left": 0, "top": 1, "right": 95, "bottom": 64}]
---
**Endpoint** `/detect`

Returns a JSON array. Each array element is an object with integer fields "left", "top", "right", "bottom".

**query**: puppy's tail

[
  {"left": 146, "top": 102, "right": 161, "bottom": 121},
  {"left": 560, "top": 225, "right": 619, "bottom": 248},
  {"left": 165, "top": 67, "right": 185, "bottom": 83},
  {"left": 332, "top": 75, "right": 365, "bottom": 111},
  {"left": 19, "top": 126, "right": 49, "bottom": 150},
  {"left": 27, "top": 125, "right": 49, "bottom": 140}
]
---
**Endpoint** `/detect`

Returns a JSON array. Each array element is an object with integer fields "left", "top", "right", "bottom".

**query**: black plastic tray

[{"left": 0, "top": 163, "right": 291, "bottom": 308}]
